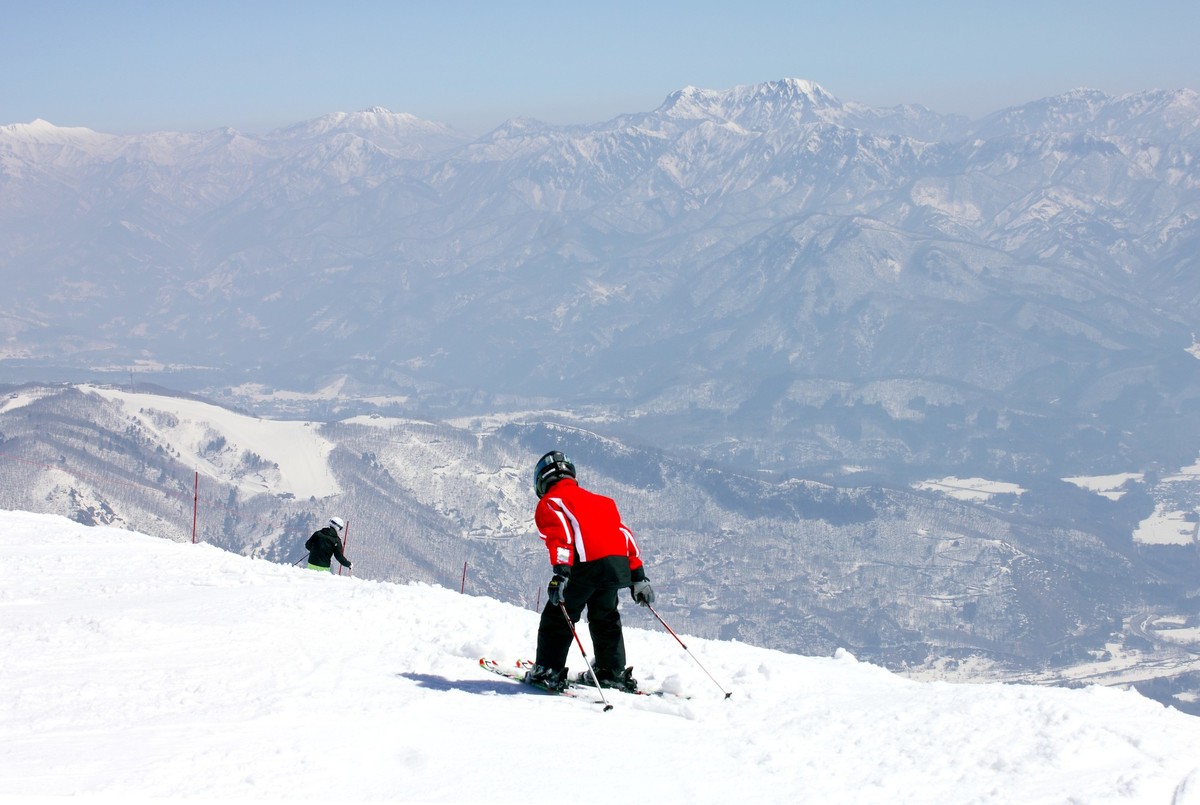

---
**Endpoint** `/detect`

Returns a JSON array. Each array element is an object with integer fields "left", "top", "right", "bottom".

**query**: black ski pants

[{"left": 535, "top": 578, "right": 626, "bottom": 674}]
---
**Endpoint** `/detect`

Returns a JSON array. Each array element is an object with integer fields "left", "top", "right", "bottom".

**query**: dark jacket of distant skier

[
  {"left": 305, "top": 517, "right": 351, "bottom": 572},
  {"left": 524, "top": 450, "right": 655, "bottom": 694}
]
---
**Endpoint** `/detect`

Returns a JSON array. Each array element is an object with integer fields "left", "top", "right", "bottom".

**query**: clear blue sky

[{"left": 3, "top": 0, "right": 1198, "bottom": 134}]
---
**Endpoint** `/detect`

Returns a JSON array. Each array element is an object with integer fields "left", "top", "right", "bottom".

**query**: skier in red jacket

[{"left": 524, "top": 450, "right": 655, "bottom": 693}]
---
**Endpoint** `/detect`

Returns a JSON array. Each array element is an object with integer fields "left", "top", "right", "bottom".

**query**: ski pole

[
  {"left": 558, "top": 603, "right": 614, "bottom": 712},
  {"left": 645, "top": 602, "right": 732, "bottom": 699},
  {"left": 338, "top": 520, "right": 351, "bottom": 576}
]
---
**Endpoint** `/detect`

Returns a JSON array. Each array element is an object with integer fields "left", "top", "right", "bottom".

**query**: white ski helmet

[{"left": 329, "top": 516, "right": 345, "bottom": 531}]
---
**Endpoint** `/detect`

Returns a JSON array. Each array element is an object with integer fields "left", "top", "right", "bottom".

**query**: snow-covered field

[
  {"left": 4, "top": 509, "right": 1200, "bottom": 804},
  {"left": 914, "top": 476, "right": 1026, "bottom": 502},
  {"left": 919, "top": 469, "right": 1200, "bottom": 548},
  {"left": 1063, "top": 473, "right": 1144, "bottom": 501},
  {"left": 87, "top": 384, "right": 340, "bottom": 499},
  {"left": 1133, "top": 503, "right": 1199, "bottom": 546}
]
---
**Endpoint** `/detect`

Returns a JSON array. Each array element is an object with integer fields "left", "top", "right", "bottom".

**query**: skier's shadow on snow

[{"left": 398, "top": 672, "right": 530, "bottom": 696}]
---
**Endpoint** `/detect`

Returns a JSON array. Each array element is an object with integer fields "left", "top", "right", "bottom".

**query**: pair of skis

[
  {"left": 480, "top": 602, "right": 729, "bottom": 711},
  {"left": 479, "top": 658, "right": 689, "bottom": 707}
]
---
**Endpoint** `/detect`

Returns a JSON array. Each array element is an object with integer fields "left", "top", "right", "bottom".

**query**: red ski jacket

[{"left": 535, "top": 478, "right": 644, "bottom": 587}]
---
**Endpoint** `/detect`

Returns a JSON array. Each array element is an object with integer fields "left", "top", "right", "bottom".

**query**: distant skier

[
  {"left": 305, "top": 517, "right": 352, "bottom": 573},
  {"left": 523, "top": 451, "right": 655, "bottom": 693}
]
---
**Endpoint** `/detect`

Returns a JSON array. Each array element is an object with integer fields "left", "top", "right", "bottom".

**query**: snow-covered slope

[
  {"left": 3, "top": 508, "right": 1199, "bottom": 803},
  {"left": 88, "top": 385, "right": 340, "bottom": 498}
]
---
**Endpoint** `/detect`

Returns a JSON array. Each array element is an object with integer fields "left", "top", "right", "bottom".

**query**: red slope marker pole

[{"left": 192, "top": 471, "right": 199, "bottom": 544}]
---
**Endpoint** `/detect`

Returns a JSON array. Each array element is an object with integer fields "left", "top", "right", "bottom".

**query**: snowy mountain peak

[
  {"left": 977, "top": 86, "right": 1200, "bottom": 141},
  {"left": 269, "top": 106, "right": 471, "bottom": 156},
  {"left": 277, "top": 107, "right": 420, "bottom": 135},
  {"left": 340, "top": 106, "right": 439, "bottom": 129},
  {"left": 0, "top": 119, "right": 118, "bottom": 165},
  {"left": 1, "top": 118, "right": 56, "bottom": 135},
  {"left": 753, "top": 77, "right": 839, "bottom": 105},
  {"left": 721, "top": 78, "right": 846, "bottom": 130},
  {"left": 0, "top": 118, "right": 111, "bottom": 144},
  {"left": 653, "top": 78, "right": 848, "bottom": 132},
  {"left": 656, "top": 84, "right": 727, "bottom": 119}
]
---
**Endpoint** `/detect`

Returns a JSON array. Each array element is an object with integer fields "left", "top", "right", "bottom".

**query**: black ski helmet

[{"left": 534, "top": 450, "right": 576, "bottom": 498}]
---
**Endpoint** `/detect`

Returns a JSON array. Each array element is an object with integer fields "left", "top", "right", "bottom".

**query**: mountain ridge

[
  {"left": 2, "top": 77, "right": 1199, "bottom": 482},
  {"left": 3, "top": 380, "right": 1197, "bottom": 687}
]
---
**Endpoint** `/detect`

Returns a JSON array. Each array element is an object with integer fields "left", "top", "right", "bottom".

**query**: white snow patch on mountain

[
  {"left": 1063, "top": 472, "right": 1144, "bottom": 500},
  {"left": 1164, "top": 455, "right": 1200, "bottom": 482},
  {"left": 85, "top": 385, "right": 340, "bottom": 499},
  {"left": 910, "top": 178, "right": 984, "bottom": 222},
  {"left": 1128, "top": 455, "right": 1200, "bottom": 545},
  {"left": 0, "top": 119, "right": 111, "bottom": 143},
  {"left": 914, "top": 476, "right": 1026, "bottom": 502},
  {"left": 1133, "top": 503, "right": 1198, "bottom": 546},
  {"left": 0, "top": 387, "right": 60, "bottom": 415}
]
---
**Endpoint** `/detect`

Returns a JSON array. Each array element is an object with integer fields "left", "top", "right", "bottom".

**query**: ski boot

[
  {"left": 577, "top": 666, "right": 638, "bottom": 693},
  {"left": 524, "top": 664, "right": 569, "bottom": 692}
]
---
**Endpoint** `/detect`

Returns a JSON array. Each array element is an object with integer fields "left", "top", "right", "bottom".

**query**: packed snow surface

[{"left": 4, "top": 509, "right": 1200, "bottom": 804}]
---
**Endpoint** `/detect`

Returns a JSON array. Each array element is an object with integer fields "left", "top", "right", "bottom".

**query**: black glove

[
  {"left": 343, "top": 559, "right": 352, "bottom": 570},
  {"left": 547, "top": 565, "right": 570, "bottom": 606},
  {"left": 631, "top": 579, "right": 655, "bottom": 606}
]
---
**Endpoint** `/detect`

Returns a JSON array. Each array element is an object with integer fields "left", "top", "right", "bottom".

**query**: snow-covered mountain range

[{"left": 3, "top": 78, "right": 1200, "bottom": 484}]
